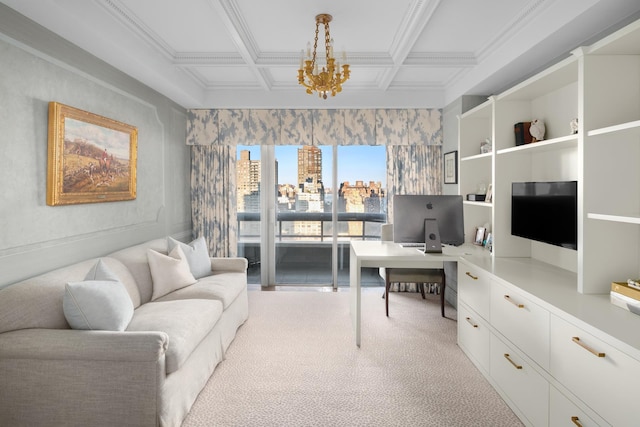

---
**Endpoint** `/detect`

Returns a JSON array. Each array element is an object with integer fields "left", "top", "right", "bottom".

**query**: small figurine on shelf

[
  {"left": 480, "top": 138, "right": 492, "bottom": 154},
  {"left": 530, "top": 119, "right": 546, "bottom": 142},
  {"left": 570, "top": 118, "right": 578, "bottom": 134}
]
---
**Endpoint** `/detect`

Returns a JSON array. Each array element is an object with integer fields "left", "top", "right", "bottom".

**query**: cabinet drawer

[
  {"left": 458, "top": 261, "right": 490, "bottom": 319},
  {"left": 491, "top": 280, "right": 550, "bottom": 369},
  {"left": 549, "top": 385, "right": 608, "bottom": 427},
  {"left": 550, "top": 315, "right": 640, "bottom": 426},
  {"left": 457, "top": 301, "right": 490, "bottom": 373},
  {"left": 490, "top": 334, "right": 549, "bottom": 427}
]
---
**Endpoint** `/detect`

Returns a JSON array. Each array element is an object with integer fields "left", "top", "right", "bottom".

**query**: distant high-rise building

[
  {"left": 338, "top": 180, "right": 385, "bottom": 237},
  {"left": 297, "top": 146, "right": 322, "bottom": 187},
  {"left": 237, "top": 150, "right": 261, "bottom": 212}
]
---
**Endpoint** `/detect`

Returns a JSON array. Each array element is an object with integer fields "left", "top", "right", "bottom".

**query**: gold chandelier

[{"left": 298, "top": 13, "right": 350, "bottom": 99}]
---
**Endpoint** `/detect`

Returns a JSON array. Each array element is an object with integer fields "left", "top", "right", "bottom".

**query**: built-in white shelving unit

[
  {"left": 456, "top": 20, "right": 640, "bottom": 427},
  {"left": 458, "top": 17, "right": 640, "bottom": 294}
]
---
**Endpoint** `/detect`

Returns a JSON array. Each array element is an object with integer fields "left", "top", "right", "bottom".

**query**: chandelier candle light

[{"left": 298, "top": 13, "right": 350, "bottom": 99}]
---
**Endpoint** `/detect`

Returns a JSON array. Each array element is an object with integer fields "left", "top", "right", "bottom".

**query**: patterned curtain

[
  {"left": 386, "top": 144, "right": 443, "bottom": 222},
  {"left": 191, "top": 145, "right": 237, "bottom": 257},
  {"left": 386, "top": 144, "right": 443, "bottom": 292}
]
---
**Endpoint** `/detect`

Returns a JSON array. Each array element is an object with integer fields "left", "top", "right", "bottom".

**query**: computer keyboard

[{"left": 399, "top": 243, "right": 426, "bottom": 248}]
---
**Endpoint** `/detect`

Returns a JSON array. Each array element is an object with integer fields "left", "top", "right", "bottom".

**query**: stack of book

[{"left": 610, "top": 280, "right": 640, "bottom": 315}]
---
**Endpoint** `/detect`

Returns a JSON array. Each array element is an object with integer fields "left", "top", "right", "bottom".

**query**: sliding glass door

[
  {"left": 237, "top": 144, "right": 386, "bottom": 288},
  {"left": 273, "top": 145, "right": 333, "bottom": 285}
]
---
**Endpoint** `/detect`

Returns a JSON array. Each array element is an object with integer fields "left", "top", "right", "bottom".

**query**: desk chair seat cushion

[{"left": 386, "top": 268, "right": 442, "bottom": 283}]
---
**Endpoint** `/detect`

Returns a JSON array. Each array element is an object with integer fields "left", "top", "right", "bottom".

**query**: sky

[
  {"left": 65, "top": 118, "right": 131, "bottom": 160},
  {"left": 238, "top": 145, "right": 386, "bottom": 190}
]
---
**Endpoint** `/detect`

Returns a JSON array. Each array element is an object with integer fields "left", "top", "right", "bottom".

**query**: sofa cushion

[
  {"left": 126, "top": 299, "right": 223, "bottom": 374},
  {"left": 167, "top": 236, "right": 211, "bottom": 279},
  {"left": 108, "top": 239, "right": 168, "bottom": 305},
  {"left": 148, "top": 246, "right": 197, "bottom": 301},
  {"left": 155, "top": 272, "right": 246, "bottom": 309},
  {"left": 63, "top": 280, "right": 134, "bottom": 331}
]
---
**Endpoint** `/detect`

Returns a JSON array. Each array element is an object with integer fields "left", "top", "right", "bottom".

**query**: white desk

[{"left": 349, "top": 240, "right": 474, "bottom": 347}]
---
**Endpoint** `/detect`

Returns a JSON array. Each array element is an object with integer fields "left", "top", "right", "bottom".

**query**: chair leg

[
  {"left": 440, "top": 270, "right": 446, "bottom": 318},
  {"left": 385, "top": 269, "right": 390, "bottom": 317},
  {"left": 419, "top": 283, "right": 426, "bottom": 299}
]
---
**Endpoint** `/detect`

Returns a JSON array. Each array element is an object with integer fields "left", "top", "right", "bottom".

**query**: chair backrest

[{"left": 381, "top": 223, "right": 393, "bottom": 242}]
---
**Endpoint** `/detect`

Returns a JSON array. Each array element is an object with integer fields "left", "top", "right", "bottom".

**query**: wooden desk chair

[{"left": 380, "top": 224, "right": 446, "bottom": 318}]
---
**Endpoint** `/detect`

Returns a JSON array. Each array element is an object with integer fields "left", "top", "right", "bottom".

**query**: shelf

[
  {"left": 496, "top": 135, "right": 578, "bottom": 156},
  {"left": 497, "top": 57, "right": 578, "bottom": 102},
  {"left": 464, "top": 201, "right": 493, "bottom": 208},
  {"left": 461, "top": 152, "right": 492, "bottom": 162},
  {"left": 461, "top": 99, "right": 492, "bottom": 120},
  {"left": 587, "top": 119, "right": 640, "bottom": 137},
  {"left": 587, "top": 212, "right": 640, "bottom": 225}
]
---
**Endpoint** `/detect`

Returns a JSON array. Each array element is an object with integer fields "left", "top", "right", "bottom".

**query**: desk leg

[{"left": 349, "top": 245, "right": 361, "bottom": 347}]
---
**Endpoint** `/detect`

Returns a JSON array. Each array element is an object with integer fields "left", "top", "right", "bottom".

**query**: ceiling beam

[
  {"left": 379, "top": 0, "right": 442, "bottom": 89},
  {"left": 208, "top": 0, "right": 271, "bottom": 90}
]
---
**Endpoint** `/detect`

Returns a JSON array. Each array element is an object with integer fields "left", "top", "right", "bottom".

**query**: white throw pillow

[
  {"left": 148, "top": 245, "right": 197, "bottom": 300},
  {"left": 167, "top": 236, "right": 211, "bottom": 279},
  {"left": 84, "top": 258, "right": 120, "bottom": 282},
  {"left": 63, "top": 280, "right": 134, "bottom": 331}
]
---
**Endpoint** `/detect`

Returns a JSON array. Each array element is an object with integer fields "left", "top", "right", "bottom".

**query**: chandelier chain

[{"left": 312, "top": 21, "right": 319, "bottom": 68}]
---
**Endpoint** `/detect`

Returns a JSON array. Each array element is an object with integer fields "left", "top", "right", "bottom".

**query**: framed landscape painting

[{"left": 47, "top": 102, "right": 137, "bottom": 206}]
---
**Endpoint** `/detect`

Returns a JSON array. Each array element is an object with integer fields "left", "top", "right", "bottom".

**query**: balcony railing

[{"left": 237, "top": 211, "right": 387, "bottom": 241}]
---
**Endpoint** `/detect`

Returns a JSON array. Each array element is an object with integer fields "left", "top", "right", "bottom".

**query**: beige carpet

[{"left": 182, "top": 290, "right": 523, "bottom": 427}]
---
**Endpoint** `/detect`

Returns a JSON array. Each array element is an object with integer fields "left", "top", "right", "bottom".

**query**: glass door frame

[{"left": 259, "top": 145, "right": 339, "bottom": 289}]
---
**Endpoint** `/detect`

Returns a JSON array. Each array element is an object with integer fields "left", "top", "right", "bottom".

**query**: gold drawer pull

[
  {"left": 504, "top": 353, "right": 522, "bottom": 370},
  {"left": 465, "top": 272, "right": 478, "bottom": 280},
  {"left": 572, "top": 337, "right": 605, "bottom": 358},
  {"left": 504, "top": 295, "right": 524, "bottom": 308},
  {"left": 465, "top": 317, "right": 478, "bottom": 328},
  {"left": 571, "top": 416, "right": 583, "bottom": 427}
]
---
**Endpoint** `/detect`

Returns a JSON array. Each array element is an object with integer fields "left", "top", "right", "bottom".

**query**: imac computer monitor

[{"left": 392, "top": 195, "right": 464, "bottom": 247}]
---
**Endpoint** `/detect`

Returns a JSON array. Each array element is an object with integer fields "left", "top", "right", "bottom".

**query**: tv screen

[
  {"left": 392, "top": 195, "right": 464, "bottom": 246},
  {"left": 511, "top": 181, "right": 577, "bottom": 250}
]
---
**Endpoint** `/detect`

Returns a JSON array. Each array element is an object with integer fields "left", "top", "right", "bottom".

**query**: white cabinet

[
  {"left": 457, "top": 300, "right": 490, "bottom": 373},
  {"left": 490, "top": 279, "right": 550, "bottom": 369},
  {"left": 457, "top": 259, "right": 490, "bottom": 319},
  {"left": 549, "top": 315, "right": 640, "bottom": 426},
  {"left": 490, "top": 334, "right": 549, "bottom": 427},
  {"left": 455, "top": 17, "right": 640, "bottom": 427},
  {"left": 549, "top": 386, "right": 608, "bottom": 427},
  {"left": 457, "top": 259, "right": 492, "bottom": 374}
]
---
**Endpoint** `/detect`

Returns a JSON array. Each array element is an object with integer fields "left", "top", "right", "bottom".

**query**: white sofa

[{"left": 0, "top": 237, "right": 248, "bottom": 427}]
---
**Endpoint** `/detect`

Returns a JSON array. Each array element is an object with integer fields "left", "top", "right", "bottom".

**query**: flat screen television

[
  {"left": 511, "top": 181, "right": 577, "bottom": 250},
  {"left": 392, "top": 195, "right": 464, "bottom": 246}
]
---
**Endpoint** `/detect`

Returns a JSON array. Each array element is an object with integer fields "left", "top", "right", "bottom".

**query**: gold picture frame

[{"left": 47, "top": 102, "right": 137, "bottom": 206}]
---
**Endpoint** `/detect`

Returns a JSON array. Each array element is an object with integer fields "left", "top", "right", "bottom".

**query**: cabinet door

[
  {"left": 491, "top": 334, "right": 549, "bottom": 427},
  {"left": 457, "top": 260, "right": 490, "bottom": 319},
  {"left": 491, "top": 280, "right": 550, "bottom": 369},
  {"left": 457, "top": 300, "right": 490, "bottom": 373},
  {"left": 550, "top": 315, "right": 640, "bottom": 426},
  {"left": 549, "top": 385, "right": 609, "bottom": 427}
]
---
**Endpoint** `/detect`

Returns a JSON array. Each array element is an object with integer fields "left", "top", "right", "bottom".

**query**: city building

[
  {"left": 297, "top": 146, "right": 322, "bottom": 188},
  {"left": 236, "top": 149, "right": 261, "bottom": 212}
]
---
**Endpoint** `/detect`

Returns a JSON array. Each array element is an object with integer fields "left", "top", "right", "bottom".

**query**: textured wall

[{"left": 0, "top": 8, "right": 191, "bottom": 288}]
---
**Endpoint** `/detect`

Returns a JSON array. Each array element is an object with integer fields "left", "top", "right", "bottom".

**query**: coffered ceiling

[{"left": 2, "top": 0, "right": 640, "bottom": 109}]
